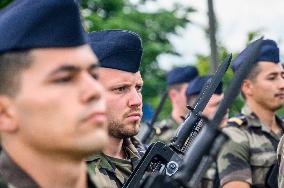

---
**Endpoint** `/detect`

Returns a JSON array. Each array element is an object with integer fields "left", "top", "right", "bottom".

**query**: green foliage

[
  {"left": 195, "top": 46, "right": 245, "bottom": 117},
  {"left": 80, "top": 0, "right": 194, "bottom": 119},
  {"left": 0, "top": 0, "right": 12, "bottom": 9}
]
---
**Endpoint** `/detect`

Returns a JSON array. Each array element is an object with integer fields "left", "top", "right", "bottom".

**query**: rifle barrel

[
  {"left": 174, "top": 38, "right": 263, "bottom": 185},
  {"left": 172, "top": 54, "right": 232, "bottom": 150}
]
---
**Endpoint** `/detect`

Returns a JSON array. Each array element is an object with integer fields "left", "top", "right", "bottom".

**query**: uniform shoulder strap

[
  {"left": 226, "top": 114, "right": 247, "bottom": 127},
  {"left": 154, "top": 120, "right": 171, "bottom": 135}
]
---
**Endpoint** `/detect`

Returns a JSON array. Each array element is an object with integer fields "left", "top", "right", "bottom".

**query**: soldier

[
  {"left": 0, "top": 0, "right": 109, "bottom": 188},
  {"left": 154, "top": 66, "right": 199, "bottom": 143},
  {"left": 186, "top": 75, "right": 224, "bottom": 120},
  {"left": 217, "top": 39, "right": 284, "bottom": 188},
  {"left": 87, "top": 30, "right": 145, "bottom": 188},
  {"left": 185, "top": 75, "right": 225, "bottom": 188}
]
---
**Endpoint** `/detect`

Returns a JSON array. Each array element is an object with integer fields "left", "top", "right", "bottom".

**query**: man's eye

[
  {"left": 114, "top": 86, "right": 126, "bottom": 92},
  {"left": 267, "top": 76, "right": 276, "bottom": 80},
  {"left": 54, "top": 76, "right": 73, "bottom": 83},
  {"left": 136, "top": 85, "right": 142, "bottom": 92},
  {"left": 91, "top": 73, "right": 99, "bottom": 80}
]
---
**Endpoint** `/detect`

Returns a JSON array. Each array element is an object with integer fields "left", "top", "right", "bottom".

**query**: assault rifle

[
  {"left": 139, "top": 37, "right": 264, "bottom": 188},
  {"left": 141, "top": 91, "right": 168, "bottom": 145},
  {"left": 123, "top": 53, "right": 232, "bottom": 188}
]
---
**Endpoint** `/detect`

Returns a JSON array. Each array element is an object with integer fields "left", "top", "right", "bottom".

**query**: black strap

[
  {"left": 264, "top": 132, "right": 279, "bottom": 188},
  {"left": 0, "top": 175, "right": 9, "bottom": 188},
  {"left": 212, "top": 171, "right": 220, "bottom": 188}
]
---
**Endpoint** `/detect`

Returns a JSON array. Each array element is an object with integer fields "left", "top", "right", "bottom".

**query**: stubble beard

[{"left": 108, "top": 120, "right": 140, "bottom": 139}]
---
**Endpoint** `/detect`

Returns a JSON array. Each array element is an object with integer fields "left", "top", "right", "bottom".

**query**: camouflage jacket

[
  {"left": 152, "top": 116, "right": 179, "bottom": 143},
  {"left": 199, "top": 162, "right": 219, "bottom": 188},
  {"left": 277, "top": 135, "right": 284, "bottom": 188},
  {"left": 217, "top": 105, "right": 284, "bottom": 187},
  {"left": 0, "top": 150, "right": 97, "bottom": 188},
  {"left": 87, "top": 137, "right": 145, "bottom": 188}
]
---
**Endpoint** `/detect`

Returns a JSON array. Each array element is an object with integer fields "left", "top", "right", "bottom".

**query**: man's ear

[
  {"left": 0, "top": 96, "right": 18, "bottom": 132},
  {"left": 241, "top": 79, "right": 253, "bottom": 97},
  {"left": 168, "top": 89, "right": 177, "bottom": 101}
]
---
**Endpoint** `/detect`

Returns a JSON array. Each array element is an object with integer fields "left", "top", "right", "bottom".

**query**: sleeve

[
  {"left": 278, "top": 135, "right": 284, "bottom": 187},
  {"left": 217, "top": 127, "right": 252, "bottom": 186}
]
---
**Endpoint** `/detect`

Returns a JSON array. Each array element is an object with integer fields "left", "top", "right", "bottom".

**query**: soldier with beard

[{"left": 87, "top": 30, "right": 146, "bottom": 188}]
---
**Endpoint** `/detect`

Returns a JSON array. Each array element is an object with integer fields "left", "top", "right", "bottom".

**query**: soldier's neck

[
  {"left": 3, "top": 142, "right": 87, "bottom": 188},
  {"left": 246, "top": 101, "right": 279, "bottom": 133},
  {"left": 103, "top": 137, "right": 126, "bottom": 159},
  {"left": 171, "top": 110, "right": 183, "bottom": 124}
]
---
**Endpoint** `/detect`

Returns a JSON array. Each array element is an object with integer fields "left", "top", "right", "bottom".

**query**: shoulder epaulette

[
  {"left": 155, "top": 125, "right": 171, "bottom": 135},
  {"left": 154, "top": 120, "right": 171, "bottom": 135},
  {"left": 226, "top": 114, "right": 247, "bottom": 127}
]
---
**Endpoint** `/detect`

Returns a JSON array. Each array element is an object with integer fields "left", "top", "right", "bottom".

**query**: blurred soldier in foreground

[
  {"left": 87, "top": 30, "right": 145, "bottom": 188},
  {"left": 186, "top": 75, "right": 225, "bottom": 188},
  {"left": 217, "top": 39, "right": 284, "bottom": 188},
  {"left": 0, "top": 0, "right": 109, "bottom": 187},
  {"left": 154, "top": 66, "right": 198, "bottom": 143}
]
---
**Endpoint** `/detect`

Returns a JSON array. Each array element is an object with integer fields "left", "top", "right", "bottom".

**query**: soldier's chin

[
  {"left": 85, "top": 130, "right": 109, "bottom": 155},
  {"left": 113, "top": 128, "right": 139, "bottom": 139},
  {"left": 66, "top": 130, "right": 109, "bottom": 159},
  {"left": 271, "top": 103, "right": 283, "bottom": 111},
  {"left": 122, "top": 128, "right": 139, "bottom": 138}
]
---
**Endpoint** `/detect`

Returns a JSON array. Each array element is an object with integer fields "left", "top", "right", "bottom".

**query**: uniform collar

[
  {"left": 0, "top": 150, "right": 40, "bottom": 188},
  {"left": 86, "top": 137, "right": 144, "bottom": 173},
  {"left": 241, "top": 104, "right": 284, "bottom": 134},
  {"left": 0, "top": 150, "right": 97, "bottom": 188},
  {"left": 169, "top": 116, "right": 179, "bottom": 129}
]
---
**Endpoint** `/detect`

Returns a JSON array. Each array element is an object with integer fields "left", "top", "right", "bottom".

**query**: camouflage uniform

[
  {"left": 87, "top": 137, "right": 145, "bottom": 188},
  {"left": 0, "top": 157, "right": 98, "bottom": 188},
  {"left": 152, "top": 116, "right": 179, "bottom": 144},
  {"left": 277, "top": 135, "right": 284, "bottom": 188},
  {"left": 217, "top": 105, "right": 284, "bottom": 187},
  {"left": 0, "top": 150, "right": 97, "bottom": 188},
  {"left": 199, "top": 163, "right": 219, "bottom": 188}
]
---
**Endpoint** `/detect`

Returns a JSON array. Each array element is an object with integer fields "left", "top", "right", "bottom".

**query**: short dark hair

[
  {"left": 0, "top": 51, "right": 32, "bottom": 97},
  {"left": 187, "top": 94, "right": 198, "bottom": 108},
  {"left": 246, "top": 62, "right": 262, "bottom": 81},
  {"left": 240, "top": 62, "right": 262, "bottom": 99},
  {"left": 168, "top": 83, "right": 184, "bottom": 92}
]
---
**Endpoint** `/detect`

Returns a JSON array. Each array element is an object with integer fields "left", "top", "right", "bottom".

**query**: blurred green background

[{"left": 2, "top": 0, "right": 284, "bottom": 121}]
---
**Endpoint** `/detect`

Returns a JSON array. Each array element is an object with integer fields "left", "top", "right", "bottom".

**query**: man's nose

[
  {"left": 80, "top": 73, "right": 104, "bottom": 104},
  {"left": 128, "top": 89, "right": 142, "bottom": 108}
]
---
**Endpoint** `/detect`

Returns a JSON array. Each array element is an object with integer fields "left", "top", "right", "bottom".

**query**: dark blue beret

[
  {"left": 88, "top": 30, "right": 143, "bottom": 73},
  {"left": 0, "top": 0, "right": 86, "bottom": 54},
  {"left": 231, "top": 39, "right": 279, "bottom": 72},
  {"left": 166, "top": 66, "right": 199, "bottom": 86},
  {"left": 185, "top": 75, "right": 223, "bottom": 96}
]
